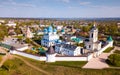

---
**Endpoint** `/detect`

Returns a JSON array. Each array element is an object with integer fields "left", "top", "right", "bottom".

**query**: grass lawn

[
  {"left": 47, "top": 61, "right": 87, "bottom": 68},
  {"left": 0, "top": 56, "right": 2, "bottom": 62},
  {"left": 103, "top": 47, "right": 114, "bottom": 53},
  {"left": 0, "top": 55, "right": 120, "bottom": 75},
  {"left": 0, "top": 58, "right": 45, "bottom": 75},
  {"left": 13, "top": 55, "right": 120, "bottom": 75}
]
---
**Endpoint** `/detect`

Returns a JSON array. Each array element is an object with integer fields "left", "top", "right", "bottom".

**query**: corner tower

[{"left": 46, "top": 46, "right": 56, "bottom": 62}]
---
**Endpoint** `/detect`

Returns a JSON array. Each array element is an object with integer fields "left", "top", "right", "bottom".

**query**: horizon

[
  {"left": 1, "top": 17, "right": 120, "bottom": 19},
  {"left": 0, "top": 0, "right": 120, "bottom": 18}
]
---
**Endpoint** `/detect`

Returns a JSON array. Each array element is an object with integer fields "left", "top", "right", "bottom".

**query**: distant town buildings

[
  {"left": 0, "top": 20, "right": 5, "bottom": 25},
  {"left": 56, "top": 25, "right": 63, "bottom": 30},
  {"left": 117, "top": 23, "right": 120, "bottom": 28},
  {"left": 6, "top": 21, "right": 16, "bottom": 27}
]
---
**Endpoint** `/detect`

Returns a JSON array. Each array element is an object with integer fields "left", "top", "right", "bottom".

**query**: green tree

[{"left": 108, "top": 54, "right": 120, "bottom": 66}]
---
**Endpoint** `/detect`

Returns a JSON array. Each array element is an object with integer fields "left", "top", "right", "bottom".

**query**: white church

[
  {"left": 26, "top": 27, "right": 33, "bottom": 38},
  {"left": 41, "top": 25, "right": 61, "bottom": 47},
  {"left": 84, "top": 24, "right": 102, "bottom": 51}
]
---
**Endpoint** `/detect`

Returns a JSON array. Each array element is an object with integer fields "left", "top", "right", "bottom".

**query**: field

[{"left": 0, "top": 55, "right": 120, "bottom": 75}]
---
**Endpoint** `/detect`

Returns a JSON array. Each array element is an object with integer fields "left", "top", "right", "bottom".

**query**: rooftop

[
  {"left": 56, "top": 44, "right": 78, "bottom": 51},
  {"left": 46, "top": 46, "right": 55, "bottom": 54},
  {"left": 107, "top": 36, "right": 113, "bottom": 42}
]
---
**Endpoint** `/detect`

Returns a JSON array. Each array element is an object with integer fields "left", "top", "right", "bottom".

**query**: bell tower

[{"left": 89, "top": 23, "right": 98, "bottom": 42}]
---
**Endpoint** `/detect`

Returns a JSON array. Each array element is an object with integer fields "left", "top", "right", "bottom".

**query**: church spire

[{"left": 93, "top": 21, "right": 96, "bottom": 27}]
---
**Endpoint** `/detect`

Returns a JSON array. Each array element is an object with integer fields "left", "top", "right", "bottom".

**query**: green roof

[
  {"left": 107, "top": 36, "right": 113, "bottom": 42},
  {"left": 72, "top": 38, "right": 81, "bottom": 43},
  {"left": 0, "top": 42, "right": 12, "bottom": 49},
  {"left": 38, "top": 48, "right": 46, "bottom": 52}
]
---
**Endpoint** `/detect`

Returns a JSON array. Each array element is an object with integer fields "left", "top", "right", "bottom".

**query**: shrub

[
  {"left": 108, "top": 54, "right": 120, "bottom": 67},
  {"left": 114, "top": 50, "right": 120, "bottom": 54}
]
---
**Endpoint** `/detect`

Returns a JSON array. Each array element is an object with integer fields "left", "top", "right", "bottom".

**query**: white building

[
  {"left": 39, "top": 24, "right": 49, "bottom": 27},
  {"left": 37, "top": 30, "right": 44, "bottom": 35},
  {"left": 3, "top": 38, "right": 28, "bottom": 51},
  {"left": 55, "top": 44, "right": 83, "bottom": 56},
  {"left": 0, "top": 20, "right": 5, "bottom": 25},
  {"left": 26, "top": 27, "right": 33, "bottom": 38},
  {"left": 41, "top": 25, "right": 60, "bottom": 47},
  {"left": 46, "top": 46, "right": 56, "bottom": 62},
  {"left": 56, "top": 25, "right": 63, "bottom": 30},
  {"left": 6, "top": 21, "right": 16, "bottom": 27},
  {"left": 84, "top": 24, "right": 102, "bottom": 51},
  {"left": 0, "top": 20, "right": 5, "bottom": 23},
  {"left": 107, "top": 36, "right": 113, "bottom": 47}
]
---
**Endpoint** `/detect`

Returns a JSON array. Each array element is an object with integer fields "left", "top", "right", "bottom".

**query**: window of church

[
  {"left": 89, "top": 45, "right": 91, "bottom": 48},
  {"left": 84, "top": 46, "right": 86, "bottom": 49},
  {"left": 91, "top": 33, "right": 93, "bottom": 38}
]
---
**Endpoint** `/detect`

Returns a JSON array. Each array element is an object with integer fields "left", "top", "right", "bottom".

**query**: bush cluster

[{"left": 108, "top": 54, "right": 120, "bottom": 67}]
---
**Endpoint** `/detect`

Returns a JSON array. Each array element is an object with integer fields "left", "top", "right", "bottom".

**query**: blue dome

[
  {"left": 58, "top": 40, "right": 62, "bottom": 43},
  {"left": 56, "top": 40, "right": 62, "bottom": 43},
  {"left": 48, "top": 26, "right": 53, "bottom": 32},
  {"left": 44, "top": 28, "right": 47, "bottom": 33},
  {"left": 53, "top": 29, "right": 57, "bottom": 32},
  {"left": 61, "top": 29, "right": 65, "bottom": 32}
]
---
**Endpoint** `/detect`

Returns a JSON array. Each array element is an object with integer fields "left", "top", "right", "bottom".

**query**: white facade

[
  {"left": 56, "top": 25, "right": 63, "bottom": 30},
  {"left": 46, "top": 53, "right": 56, "bottom": 62},
  {"left": 6, "top": 21, "right": 16, "bottom": 27},
  {"left": 0, "top": 20, "right": 5, "bottom": 23},
  {"left": 85, "top": 24, "right": 102, "bottom": 51},
  {"left": 41, "top": 26, "right": 60, "bottom": 47},
  {"left": 26, "top": 27, "right": 33, "bottom": 38},
  {"left": 16, "top": 46, "right": 28, "bottom": 51},
  {"left": 107, "top": 36, "right": 114, "bottom": 47},
  {"left": 55, "top": 44, "right": 82, "bottom": 56},
  {"left": 108, "top": 41, "right": 113, "bottom": 47},
  {"left": 10, "top": 50, "right": 92, "bottom": 61}
]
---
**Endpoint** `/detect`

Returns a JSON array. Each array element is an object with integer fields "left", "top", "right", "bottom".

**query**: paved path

[
  {"left": 14, "top": 55, "right": 51, "bottom": 75},
  {"left": 83, "top": 53, "right": 110, "bottom": 69},
  {"left": 83, "top": 46, "right": 120, "bottom": 69},
  {"left": 0, "top": 47, "right": 13, "bottom": 67}
]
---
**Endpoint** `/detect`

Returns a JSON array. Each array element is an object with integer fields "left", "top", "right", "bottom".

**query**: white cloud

[
  {"left": 57, "top": 0, "right": 70, "bottom": 3},
  {"left": 79, "top": 2, "right": 91, "bottom": 5},
  {"left": 1, "top": 0, "right": 36, "bottom": 8},
  {"left": 62, "top": 0, "right": 70, "bottom": 3}
]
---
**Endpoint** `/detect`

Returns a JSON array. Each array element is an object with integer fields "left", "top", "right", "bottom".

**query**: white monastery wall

[{"left": 10, "top": 50, "right": 91, "bottom": 61}]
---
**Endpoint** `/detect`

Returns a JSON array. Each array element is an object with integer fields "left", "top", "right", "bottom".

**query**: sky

[{"left": 0, "top": 0, "right": 120, "bottom": 18}]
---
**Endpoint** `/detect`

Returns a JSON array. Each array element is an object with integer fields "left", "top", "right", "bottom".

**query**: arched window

[
  {"left": 91, "top": 33, "right": 93, "bottom": 38},
  {"left": 89, "top": 45, "right": 91, "bottom": 48}
]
